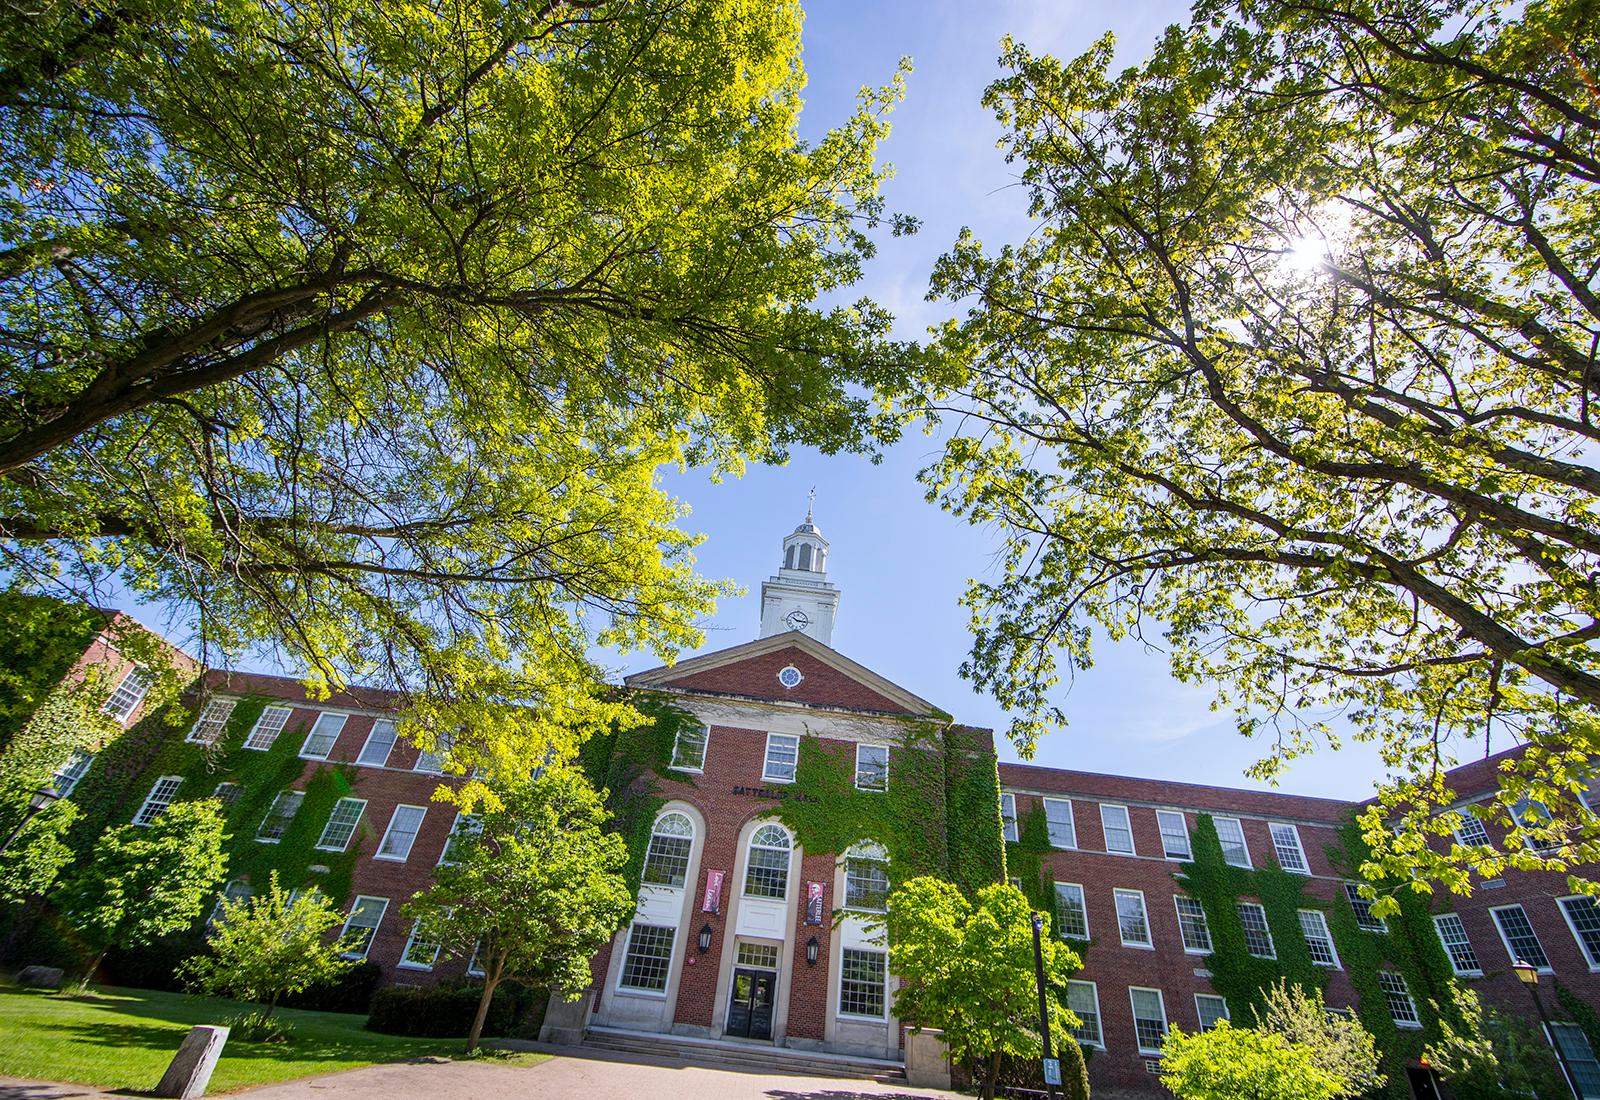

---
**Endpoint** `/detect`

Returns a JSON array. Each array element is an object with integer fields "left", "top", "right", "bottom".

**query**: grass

[{"left": 0, "top": 984, "right": 549, "bottom": 1092}]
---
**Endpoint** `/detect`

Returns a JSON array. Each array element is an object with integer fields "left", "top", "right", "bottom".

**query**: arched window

[
  {"left": 844, "top": 842, "right": 890, "bottom": 912},
  {"left": 785, "top": 545, "right": 796, "bottom": 569},
  {"left": 641, "top": 811, "right": 694, "bottom": 888},
  {"left": 814, "top": 546, "right": 827, "bottom": 571},
  {"left": 744, "top": 823, "right": 792, "bottom": 899},
  {"left": 798, "top": 543, "right": 814, "bottom": 571}
]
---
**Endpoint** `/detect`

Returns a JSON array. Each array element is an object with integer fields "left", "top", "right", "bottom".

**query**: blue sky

[{"left": 599, "top": 0, "right": 1398, "bottom": 801}]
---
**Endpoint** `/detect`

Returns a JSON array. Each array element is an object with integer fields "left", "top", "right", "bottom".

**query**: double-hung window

[
  {"left": 844, "top": 852, "right": 890, "bottom": 912},
  {"left": 299, "top": 713, "right": 346, "bottom": 760},
  {"left": 1101, "top": 804, "right": 1135, "bottom": 854},
  {"left": 1066, "top": 981, "right": 1102, "bottom": 1048},
  {"left": 51, "top": 749, "right": 94, "bottom": 797},
  {"left": 1434, "top": 913, "right": 1482, "bottom": 977},
  {"left": 744, "top": 823, "right": 792, "bottom": 899},
  {"left": 438, "top": 813, "right": 483, "bottom": 865},
  {"left": 1270, "top": 823, "right": 1309, "bottom": 874},
  {"left": 1551, "top": 1024, "right": 1600, "bottom": 1099},
  {"left": 1157, "top": 810, "right": 1191, "bottom": 859},
  {"left": 415, "top": 730, "right": 454, "bottom": 774},
  {"left": 208, "top": 878, "right": 253, "bottom": 928},
  {"left": 839, "top": 949, "right": 888, "bottom": 1018},
  {"left": 762, "top": 733, "right": 799, "bottom": 783},
  {"left": 1560, "top": 896, "right": 1600, "bottom": 970},
  {"left": 1044, "top": 798, "right": 1077, "bottom": 849},
  {"left": 187, "top": 699, "right": 236, "bottom": 745},
  {"left": 1001, "top": 794, "right": 1019, "bottom": 842},
  {"left": 339, "top": 896, "right": 388, "bottom": 959},
  {"left": 1491, "top": 904, "right": 1551, "bottom": 971},
  {"left": 133, "top": 776, "right": 182, "bottom": 825},
  {"left": 212, "top": 781, "right": 242, "bottom": 808},
  {"left": 376, "top": 805, "right": 427, "bottom": 861},
  {"left": 641, "top": 812, "right": 695, "bottom": 888},
  {"left": 1452, "top": 810, "right": 1491, "bottom": 847},
  {"left": 1345, "top": 884, "right": 1387, "bottom": 932},
  {"left": 1214, "top": 817, "right": 1251, "bottom": 868},
  {"left": 670, "top": 723, "right": 708, "bottom": 772},
  {"left": 356, "top": 719, "right": 399, "bottom": 767},
  {"left": 618, "top": 923, "right": 675, "bottom": 992},
  {"left": 316, "top": 798, "right": 366, "bottom": 852},
  {"left": 1129, "top": 988, "right": 1169, "bottom": 1054},
  {"left": 103, "top": 666, "right": 153, "bottom": 722},
  {"left": 1195, "top": 994, "right": 1230, "bottom": 1032},
  {"left": 1238, "top": 902, "right": 1276, "bottom": 959},
  {"left": 1054, "top": 883, "right": 1089, "bottom": 940},
  {"left": 1298, "top": 909, "right": 1340, "bottom": 968},
  {"left": 244, "top": 705, "right": 292, "bottom": 750},
  {"left": 399, "top": 921, "right": 441, "bottom": 970},
  {"left": 1377, "top": 971, "right": 1421, "bottom": 1028},
  {"left": 256, "top": 790, "right": 304, "bottom": 841},
  {"left": 855, "top": 744, "right": 889, "bottom": 791},
  {"left": 1174, "top": 896, "right": 1212, "bottom": 954},
  {"left": 1115, "top": 889, "right": 1153, "bottom": 948}
]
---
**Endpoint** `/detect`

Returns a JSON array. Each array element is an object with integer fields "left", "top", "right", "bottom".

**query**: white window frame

[
  {"left": 1067, "top": 980, "right": 1104, "bottom": 1049},
  {"left": 102, "top": 665, "right": 153, "bottom": 722},
  {"left": 1433, "top": 913, "right": 1483, "bottom": 977},
  {"left": 466, "top": 940, "right": 486, "bottom": 977},
  {"left": 1128, "top": 986, "right": 1169, "bottom": 1055},
  {"left": 1156, "top": 809, "right": 1191, "bottom": 860},
  {"left": 1100, "top": 803, "right": 1136, "bottom": 855},
  {"left": 1054, "top": 882, "right": 1090, "bottom": 941},
  {"left": 208, "top": 878, "right": 253, "bottom": 929},
  {"left": 339, "top": 895, "right": 389, "bottom": 960},
  {"left": 413, "top": 730, "right": 453, "bottom": 774},
  {"left": 762, "top": 732, "right": 800, "bottom": 784},
  {"left": 1377, "top": 971, "right": 1422, "bottom": 1029},
  {"left": 438, "top": 812, "right": 483, "bottom": 866},
  {"left": 1345, "top": 884, "right": 1387, "bottom": 933},
  {"left": 1558, "top": 895, "right": 1600, "bottom": 971},
  {"left": 1238, "top": 901, "right": 1277, "bottom": 959},
  {"left": 1491, "top": 903, "right": 1553, "bottom": 973},
  {"left": 299, "top": 712, "right": 348, "bottom": 760},
  {"left": 616, "top": 922, "right": 675, "bottom": 996},
  {"left": 315, "top": 797, "right": 367, "bottom": 852},
  {"left": 1452, "top": 809, "right": 1492, "bottom": 847},
  {"left": 1298, "top": 909, "right": 1341, "bottom": 968},
  {"left": 1214, "top": 816, "right": 1252, "bottom": 868},
  {"left": 243, "top": 705, "right": 292, "bottom": 751},
  {"left": 1270, "top": 822, "right": 1310, "bottom": 874},
  {"left": 842, "top": 844, "right": 890, "bottom": 913},
  {"left": 212, "top": 780, "right": 242, "bottom": 808},
  {"left": 356, "top": 719, "right": 399, "bottom": 767},
  {"left": 1194, "top": 993, "right": 1230, "bottom": 1032},
  {"left": 51, "top": 748, "right": 94, "bottom": 797},
  {"left": 1174, "top": 895, "right": 1212, "bottom": 955},
  {"left": 1001, "top": 793, "right": 1019, "bottom": 842},
  {"left": 398, "top": 920, "right": 441, "bottom": 971},
  {"left": 255, "top": 790, "right": 304, "bottom": 842},
  {"left": 1114, "top": 888, "right": 1154, "bottom": 949},
  {"left": 132, "top": 775, "right": 182, "bottom": 826},
  {"left": 1043, "top": 798, "right": 1078, "bottom": 849},
  {"left": 669, "top": 723, "right": 709, "bottom": 773},
  {"left": 838, "top": 947, "right": 890, "bottom": 1020},
  {"left": 186, "top": 698, "right": 236, "bottom": 745},
  {"left": 375, "top": 804, "right": 428, "bottom": 862},
  {"left": 854, "top": 744, "right": 889, "bottom": 792}
]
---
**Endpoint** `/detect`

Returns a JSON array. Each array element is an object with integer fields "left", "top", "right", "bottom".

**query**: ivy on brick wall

[
  {"left": 0, "top": 592, "right": 106, "bottom": 751},
  {"left": 1005, "top": 803, "right": 1054, "bottom": 913},
  {"left": 943, "top": 726, "right": 1007, "bottom": 896}
]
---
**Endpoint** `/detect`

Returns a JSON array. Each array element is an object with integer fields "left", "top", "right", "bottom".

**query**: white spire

[{"left": 759, "top": 502, "right": 840, "bottom": 645}]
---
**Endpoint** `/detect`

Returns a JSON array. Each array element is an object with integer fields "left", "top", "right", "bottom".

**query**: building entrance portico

[{"left": 725, "top": 967, "right": 777, "bottom": 1040}]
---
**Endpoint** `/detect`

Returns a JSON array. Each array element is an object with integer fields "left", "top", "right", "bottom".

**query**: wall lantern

[
  {"left": 806, "top": 936, "right": 819, "bottom": 967},
  {"left": 698, "top": 924, "right": 714, "bottom": 953}
]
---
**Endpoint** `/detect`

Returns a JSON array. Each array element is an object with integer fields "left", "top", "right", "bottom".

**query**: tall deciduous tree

[
  {"left": 884, "top": 877, "right": 1079, "bottom": 1100},
  {"left": 0, "top": 0, "right": 922, "bottom": 784},
  {"left": 913, "top": 0, "right": 1600, "bottom": 895},
  {"left": 402, "top": 767, "right": 631, "bottom": 1053},
  {"left": 56, "top": 798, "right": 228, "bottom": 978}
]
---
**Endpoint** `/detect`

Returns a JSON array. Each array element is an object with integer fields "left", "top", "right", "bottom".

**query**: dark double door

[{"left": 725, "top": 967, "right": 776, "bottom": 1040}]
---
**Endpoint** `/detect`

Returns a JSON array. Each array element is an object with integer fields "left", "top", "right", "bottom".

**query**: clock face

[{"left": 783, "top": 609, "right": 811, "bottom": 632}]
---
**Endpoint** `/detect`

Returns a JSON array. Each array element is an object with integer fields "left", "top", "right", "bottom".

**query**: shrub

[
  {"left": 366, "top": 980, "right": 545, "bottom": 1039},
  {"left": 281, "top": 960, "right": 383, "bottom": 1014},
  {"left": 1161, "top": 1021, "right": 1346, "bottom": 1100},
  {"left": 1254, "top": 981, "right": 1384, "bottom": 1097}
]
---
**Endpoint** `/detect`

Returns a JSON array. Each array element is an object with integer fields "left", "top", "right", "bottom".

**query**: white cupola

[{"left": 759, "top": 497, "right": 841, "bottom": 646}]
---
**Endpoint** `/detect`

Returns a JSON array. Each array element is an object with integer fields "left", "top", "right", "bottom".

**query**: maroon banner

[
  {"left": 702, "top": 869, "right": 724, "bottom": 913},
  {"left": 806, "top": 880, "right": 825, "bottom": 925}
]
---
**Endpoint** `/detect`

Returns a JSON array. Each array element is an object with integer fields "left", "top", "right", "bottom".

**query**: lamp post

[
  {"left": 2, "top": 785, "right": 61, "bottom": 852},
  {"left": 1030, "top": 911, "right": 1060, "bottom": 1100},
  {"left": 1515, "top": 960, "right": 1581, "bottom": 1099}
]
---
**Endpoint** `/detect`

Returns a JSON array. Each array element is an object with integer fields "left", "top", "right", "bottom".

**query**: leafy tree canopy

[
  {"left": 1425, "top": 982, "right": 1568, "bottom": 1099},
  {"left": 884, "top": 877, "right": 1079, "bottom": 1100},
  {"left": 1255, "top": 981, "right": 1384, "bottom": 1098},
  {"left": 0, "top": 797, "right": 78, "bottom": 903},
  {"left": 403, "top": 766, "right": 632, "bottom": 1051},
  {"left": 1161, "top": 1021, "right": 1348, "bottom": 1100},
  {"left": 0, "top": 0, "right": 924, "bottom": 787},
  {"left": 910, "top": 0, "right": 1600, "bottom": 895}
]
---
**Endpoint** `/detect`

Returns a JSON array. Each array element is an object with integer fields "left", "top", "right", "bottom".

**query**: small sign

[
  {"left": 805, "top": 881, "right": 825, "bottom": 925},
  {"left": 1042, "top": 1058, "right": 1061, "bottom": 1086},
  {"left": 702, "top": 870, "right": 724, "bottom": 913}
]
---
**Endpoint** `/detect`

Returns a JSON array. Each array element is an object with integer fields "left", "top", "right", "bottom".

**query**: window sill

[
  {"left": 615, "top": 986, "right": 668, "bottom": 999},
  {"left": 761, "top": 775, "right": 796, "bottom": 785},
  {"left": 669, "top": 765, "right": 705, "bottom": 775},
  {"left": 1183, "top": 949, "right": 1211, "bottom": 957},
  {"left": 837, "top": 1012, "right": 889, "bottom": 1023},
  {"left": 853, "top": 785, "right": 888, "bottom": 794},
  {"left": 1048, "top": 843, "right": 1079, "bottom": 852},
  {"left": 1394, "top": 1021, "right": 1423, "bottom": 1031},
  {"left": 396, "top": 962, "right": 435, "bottom": 972},
  {"left": 255, "top": 837, "right": 282, "bottom": 845},
  {"left": 314, "top": 844, "right": 349, "bottom": 853},
  {"left": 1120, "top": 941, "right": 1156, "bottom": 951},
  {"left": 373, "top": 853, "right": 412, "bottom": 862}
]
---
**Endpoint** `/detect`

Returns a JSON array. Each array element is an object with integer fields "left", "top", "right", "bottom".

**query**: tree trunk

[
  {"left": 79, "top": 950, "right": 106, "bottom": 990},
  {"left": 466, "top": 967, "right": 499, "bottom": 1055},
  {"left": 983, "top": 1049, "right": 1000, "bottom": 1100},
  {"left": 263, "top": 988, "right": 281, "bottom": 1022}
]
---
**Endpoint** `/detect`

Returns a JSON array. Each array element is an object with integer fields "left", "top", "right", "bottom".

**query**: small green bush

[
  {"left": 280, "top": 960, "right": 383, "bottom": 1014},
  {"left": 365, "top": 980, "right": 544, "bottom": 1039}
]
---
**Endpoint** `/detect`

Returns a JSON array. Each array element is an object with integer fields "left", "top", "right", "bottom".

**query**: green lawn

[{"left": 0, "top": 984, "right": 548, "bottom": 1092}]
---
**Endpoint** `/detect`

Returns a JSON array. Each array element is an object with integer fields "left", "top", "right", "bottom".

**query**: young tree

[
  {"left": 0, "top": 0, "right": 928, "bottom": 781},
  {"left": 56, "top": 799, "right": 228, "bottom": 978},
  {"left": 0, "top": 798, "right": 78, "bottom": 904},
  {"left": 1255, "top": 981, "right": 1384, "bottom": 1098},
  {"left": 1161, "top": 1022, "right": 1346, "bottom": 1100},
  {"left": 1426, "top": 983, "right": 1568, "bottom": 1100},
  {"left": 913, "top": 0, "right": 1600, "bottom": 893},
  {"left": 177, "top": 873, "right": 354, "bottom": 1020},
  {"left": 403, "top": 768, "right": 632, "bottom": 1052},
  {"left": 884, "top": 877, "right": 1079, "bottom": 1100}
]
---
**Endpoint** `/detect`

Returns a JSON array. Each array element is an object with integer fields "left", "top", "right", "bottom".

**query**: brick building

[{"left": 16, "top": 515, "right": 1600, "bottom": 1099}]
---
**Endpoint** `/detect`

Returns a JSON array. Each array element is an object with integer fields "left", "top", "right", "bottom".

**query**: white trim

[
  {"left": 1156, "top": 809, "right": 1191, "bottom": 860},
  {"left": 853, "top": 743, "right": 889, "bottom": 792},
  {"left": 1173, "top": 895, "right": 1212, "bottom": 955},
  {"left": 398, "top": 920, "right": 440, "bottom": 971},
  {"left": 1269, "top": 822, "right": 1310, "bottom": 874},
  {"left": 132, "top": 775, "right": 182, "bottom": 825},
  {"left": 1054, "top": 882, "right": 1090, "bottom": 941},
  {"left": 438, "top": 812, "right": 482, "bottom": 866},
  {"left": 355, "top": 719, "right": 399, "bottom": 767},
  {"left": 1433, "top": 912, "right": 1484, "bottom": 977},
  {"left": 1128, "top": 986, "right": 1169, "bottom": 1055},
  {"left": 339, "top": 895, "right": 389, "bottom": 960},
  {"left": 669, "top": 723, "right": 709, "bottom": 774},
  {"left": 1557, "top": 895, "right": 1600, "bottom": 971},
  {"left": 836, "top": 946, "right": 891, "bottom": 1021},
  {"left": 243, "top": 705, "right": 292, "bottom": 751},
  {"left": 314, "top": 797, "right": 367, "bottom": 852},
  {"left": 762, "top": 731, "right": 800, "bottom": 784},
  {"left": 1000, "top": 793, "right": 1019, "bottom": 843},
  {"left": 1238, "top": 901, "right": 1276, "bottom": 959},
  {"left": 1297, "top": 908, "right": 1341, "bottom": 969},
  {"left": 1194, "top": 993, "right": 1230, "bottom": 1031},
  {"left": 1376, "top": 971, "right": 1422, "bottom": 1029},
  {"left": 1114, "top": 888, "right": 1154, "bottom": 949},
  {"left": 1100, "top": 803, "right": 1136, "bottom": 855},
  {"left": 185, "top": 698, "right": 237, "bottom": 745},
  {"left": 298, "top": 712, "right": 348, "bottom": 760},
  {"left": 374, "top": 804, "right": 428, "bottom": 862},
  {"left": 1066, "top": 979, "right": 1104, "bottom": 1049},
  {"left": 1214, "top": 816, "right": 1252, "bottom": 868},
  {"left": 1043, "top": 797, "right": 1078, "bottom": 850},
  {"left": 614, "top": 922, "right": 676, "bottom": 998},
  {"left": 1490, "top": 903, "right": 1553, "bottom": 973}
]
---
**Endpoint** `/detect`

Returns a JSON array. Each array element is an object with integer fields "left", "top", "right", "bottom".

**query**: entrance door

[
  {"left": 725, "top": 967, "right": 776, "bottom": 1040},
  {"left": 1405, "top": 1068, "right": 1443, "bottom": 1100}
]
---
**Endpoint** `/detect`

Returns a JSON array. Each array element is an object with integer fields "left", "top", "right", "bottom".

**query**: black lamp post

[
  {"left": 2, "top": 785, "right": 60, "bottom": 852},
  {"left": 1030, "top": 911, "right": 1060, "bottom": 1100},
  {"left": 1515, "top": 960, "right": 1581, "bottom": 1099}
]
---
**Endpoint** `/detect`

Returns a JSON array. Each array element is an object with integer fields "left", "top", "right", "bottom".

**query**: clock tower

[{"left": 759, "top": 500, "right": 841, "bottom": 647}]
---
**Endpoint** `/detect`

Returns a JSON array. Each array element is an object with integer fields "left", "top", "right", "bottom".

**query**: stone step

[{"left": 580, "top": 1026, "right": 906, "bottom": 1081}]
